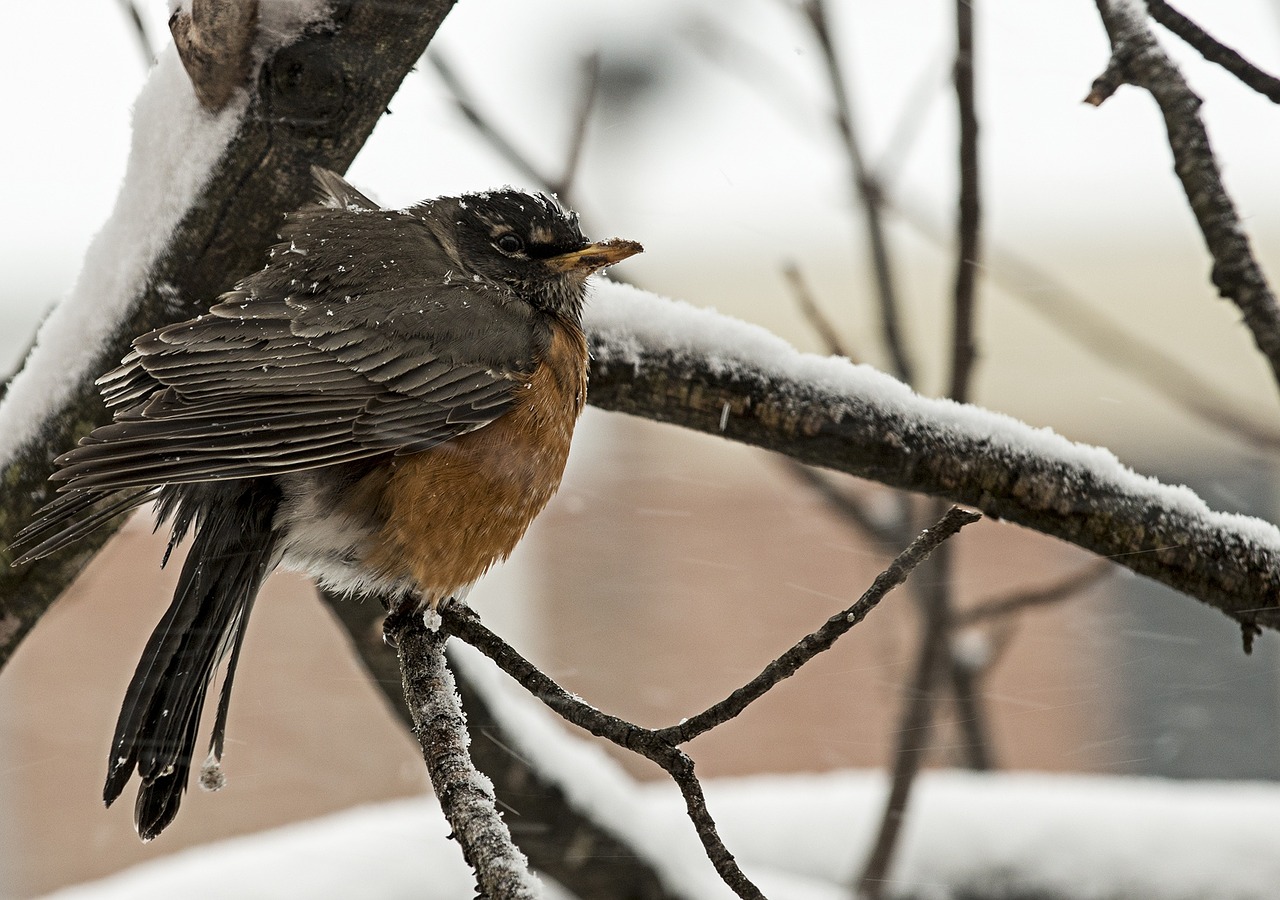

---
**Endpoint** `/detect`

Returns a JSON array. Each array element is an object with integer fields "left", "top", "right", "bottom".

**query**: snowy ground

[{"left": 41, "top": 768, "right": 1280, "bottom": 900}]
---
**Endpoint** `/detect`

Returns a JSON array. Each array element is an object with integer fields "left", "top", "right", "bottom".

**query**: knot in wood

[{"left": 263, "top": 35, "right": 347, "bottom": 131}]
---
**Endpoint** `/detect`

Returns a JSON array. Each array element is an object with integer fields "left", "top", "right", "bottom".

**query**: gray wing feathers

[{"left": 54, "top": 204, "right": 542, "bottom": 493}]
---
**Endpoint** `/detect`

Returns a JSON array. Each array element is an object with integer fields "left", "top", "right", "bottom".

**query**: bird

[{"left": 10, "top": 166, "right": 642, "bottom": 841}]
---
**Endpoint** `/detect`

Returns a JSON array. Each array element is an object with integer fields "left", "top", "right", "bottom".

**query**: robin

[{"left": 11, "top": 167, "right": 642, "bottom": 840}]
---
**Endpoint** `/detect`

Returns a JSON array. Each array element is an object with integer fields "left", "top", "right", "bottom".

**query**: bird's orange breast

[{"left": 357, "top": 319, "right": 588, "bottom": 602}]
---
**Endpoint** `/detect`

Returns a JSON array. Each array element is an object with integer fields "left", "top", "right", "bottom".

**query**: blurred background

[{"left": 2, "top": 0, "right": 1280, "bottom": 895}]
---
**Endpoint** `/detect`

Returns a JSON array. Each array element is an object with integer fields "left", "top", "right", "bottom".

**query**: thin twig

[
  {"left": 784, "top": 462, "right": 901, "bottom": 550},
  {"left": 429, "top": 52, "right": 555, "bottom": 190},
  {"left": 441, "top": 605, "right": 764, "bottom": 899},
  {"left": 551, "top": 53, "right": 601, "bottom": 199},
  {"left": 783, "top": 261, "right": 857, "bottom": 360},
  {"left": 938, "top": 0, "right": 995, "bottom": 773},
  {"left": 658, "top": 506, "right": 980, "bottom": 744},
  {"left": 857, "top": 505, "right": 960, "bottom": 898},
  {"left": 113, "top": 0, "right": 156, "bottom": 69},
  {"left": 1145, "top": 0, "right": 1280, "bottom": 103},
  {"left": 892, "top": 198, "right": 1280, "bottom": 454},
  {"left": 438, "top": 507, "right": 979, "bottom": 899},
  {"left": 1089, "top": 0, "right": 1280, "bottom": 397},
  {"left": 394, "top": 614, "right": 538, "bottom": 899},
  {"left": 666, "top": 752, "right": 766, "bottom": 900},
  {"left": 802, "top": 0, "right": 915, "bottom": 384},
  {"left": 957, "top": 559, "right": 1114, "bottom": 625},
  {"left": 948, "top": 0, "right": 981, "bottom": 404}
]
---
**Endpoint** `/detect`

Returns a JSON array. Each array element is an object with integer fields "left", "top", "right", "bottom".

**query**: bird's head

[{"left": 417, "top": 190, "right": 642, "bottom": 322}]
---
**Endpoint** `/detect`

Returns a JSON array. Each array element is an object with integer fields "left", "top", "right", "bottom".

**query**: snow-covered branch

[
  {"left": 585, "top": 281, "right": 1280, "bottom": 637},
  {"left": 0, "top": 0, "right": 456, "bottom": 665},
  {"left": 393, "top": 614, "right": 539, "bottom": 900}
]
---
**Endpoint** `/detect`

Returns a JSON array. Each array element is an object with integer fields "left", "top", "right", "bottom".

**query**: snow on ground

[
  {"left": 36, "top": 643, "right": 1280, "bottom": 899},
  {"left": 41, "top": 769, "right": 1280, "bottom": 900}
]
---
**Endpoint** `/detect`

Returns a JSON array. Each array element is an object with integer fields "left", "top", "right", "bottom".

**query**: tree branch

[
  {"left": 437, "top": 505, "right": 976, "bottom": 899},
  {"left": 0, "top": 0, "right": 458, "bottom": 670},
  {"left": 584, "top": 287, "right": 1280, "bottom": 634},
  {"left": 394, "top": 613, "right": 538, "bottom": 899},
  {"left": 169, "top": 0, "right": 259, "bottom": 113},
  {"left": 957, "top": 559, "right": 1115, "bottom": 625},
  {"left": 321, "top": 592, "right": 680, "bottom": 899},
  {"left": 802, "top": 0, "right": 914, "bottom": 384},
  {"left": 1145, "top": 0, "right": 1280, "bottom": 103},
  {"left": 1088, "top": 0, "right": 1280, "bottom": 397}
]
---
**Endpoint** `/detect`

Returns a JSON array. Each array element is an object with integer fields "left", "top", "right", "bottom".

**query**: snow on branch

[
  {"left": 0, "top": 0, "right": 457, "bottom": 667},
  {"left": 393, "top": 614, "right": 541, "bottom": 899},
  {"left": 585, "top": 281, "right": 1280, "bottom": 636}
]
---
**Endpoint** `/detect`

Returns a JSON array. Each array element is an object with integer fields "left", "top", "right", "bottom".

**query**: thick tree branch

[
  {"left": 1088, "top": 0, "right": 1280, "bottom": 396},
  {"left": 0, "top": 0, "right": 458, "bottom": 670},
  {"left": 170, "top": 0, "right": 258, "bottom": 112},
  {"left": 584, "top": 290, "right": 1280, "bottom": 634},
  {"left": 394, "top": 614, "right": 538, "bottom": 899}
]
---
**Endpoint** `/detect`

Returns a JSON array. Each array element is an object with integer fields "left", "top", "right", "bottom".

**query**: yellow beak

[{"left": 545, "top": 239, "right": 644, "bottom": 275}]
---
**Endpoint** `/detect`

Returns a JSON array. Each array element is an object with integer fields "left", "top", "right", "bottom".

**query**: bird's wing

[{"left": 52, "top": 206, "right": 545, "bottom": 493}]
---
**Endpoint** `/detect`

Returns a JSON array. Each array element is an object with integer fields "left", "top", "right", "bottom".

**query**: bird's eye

[{"left": 495, "top": 233, "right": 524, "bottom": 254}]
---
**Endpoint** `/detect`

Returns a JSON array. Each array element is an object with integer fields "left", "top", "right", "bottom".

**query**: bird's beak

[{"left": 545, "top": 239, "right": 644, "bottom": 275}]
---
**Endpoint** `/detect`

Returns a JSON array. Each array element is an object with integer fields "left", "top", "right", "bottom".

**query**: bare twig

[
  {"left": 657, "top": 506, "right": 980, "bottom": 744},
  {"left": 948, "top": 0, "right": 981, "bottom": 404},
  {"left": 113, "top": 0, "right": 156, "bottom": 69},
  {"left": 802, "top": 0, "right": 914, "bottom": 384},
  {"left": 394, "top": 615, "right": 538, "bottom": 899},
  {"left": 1145, "top": 0, "right": 1280, "bottom": 103},
  {"left": 957, "top": 559, "right": 1115, "bottom": 625},
  {"left": 169, "top": 0, "right": 259, "bottom": 113},
  {"left": 857, "top": 513, "right": 958, "bottom": 898},
  {"left": 429, "top": 52, "right": 554, "bottom": 190},
  {"left": 783, "top": 261, "right": 857, "bottom": 360},
  {"left": 784, "top": 462, "right": 901, "bottom": 550},
  {"left": 893, "top": 198, "right": 1280, "bottom": 454},
  {"left": 551, "top": 53, "right": 601, "bottom": 199},
  {"left": 441, "top": 605, "right": 764, "bottom": 900},
  {"left": 1089, "top": 0, "right": 1280, "bottom": 396},
  {"left": 439, "top": 506, "right": 978, "bottom": 899}
]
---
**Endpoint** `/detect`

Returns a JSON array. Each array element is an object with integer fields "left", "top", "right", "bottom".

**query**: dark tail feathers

[{"left": 103, "top": 480, "right": 281, "bottom": 841}]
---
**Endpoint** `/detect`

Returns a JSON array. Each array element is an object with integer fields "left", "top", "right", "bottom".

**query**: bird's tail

[{"left": 104, "top": 481, "right": 281, "bottom": 841}]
